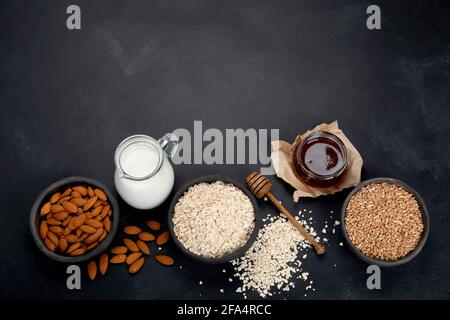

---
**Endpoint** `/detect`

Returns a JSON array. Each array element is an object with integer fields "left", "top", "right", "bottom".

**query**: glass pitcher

[{"left": 114, "top": 133, "right": 178, "bottom": 210}]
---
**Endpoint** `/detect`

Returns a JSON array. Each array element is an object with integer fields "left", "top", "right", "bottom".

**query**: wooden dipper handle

[{"left": 246, "top": 171, "right": 325, "bottom": 255}]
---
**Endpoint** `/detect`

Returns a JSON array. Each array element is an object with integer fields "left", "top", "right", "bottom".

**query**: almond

[
  {"left": 59, "top": 238, "right": 68, "bottom": 252},
  {"left": 50, "top": 192, "right": 62, "bottom": 204},
  {"left": 70, "top": 248, "right": 86, "bottom": 256},
  {"left": 93, "top": 200, "right": 104, "bottom": 208},
  {"left": 73, "top": 186, "right": 88, "bottom": 197},
  {"left": 126, "top": 252, "right": 142, "bottom": 265},
  {"left": 124, "top": 226, "right": 141, "bottom": 235},
  {"left": 90, "top": 206, "right": 103, "bottom": 218},
  {"left": 65, "top": 234, "right": 79, "bottom": 243},
  {"left": 53, "top": 211, "right": 69, "bottom": 221},
  {"left": 48, "top": 226, "right": 64, "bottom": 235},
  {"left": 155, "top": 255, "right": 174, "bottom": 266},
  {"left": 71, "top": 190, "right": 82, "bottom": 198},
  {"left": 71, "top": 197, "right": 87, "bottom": 207},
  {"left": 85, "top": 219, "right": 102, "bottom": 228},
  {"left": 128, "top": 257, "right": 145, "bottom": 274},
  {"left": 62, "top": 201, "right": 78, "bottom": 213},
  {"left": 73, "top": 214, "right": 86, "bottom": 228},
  {"left": 39, "top": 221, "right": 48, "bottom": 239},
  {"left": 99, "top": 229, "right": 107, "bottom": 242},
  {"left": 83, "top": 196, "right": 98, "bottom": 211},
  {"left": 99, "top": 253, "right": 108, "bottom": 275},
  {"left": 47, "top": 218, "right": 62, "bottom": 226},
  {"left": 79, "top": 225, "right": 97, "bottom": 234},
  {"left": 111, "top": 246, "right": 127, "bottom": 255},
  {"left": 99, "top": 205, "right": 110, "bottom": 220},
  {"left": 156, "top": 231, "right": 170, "bottom": 246},
  {"left": 94, "top": 188, "right": 107, "bottom": 201},
  {"left": 85, "top": 228, "right": 103, "bottom": 244},
  {"left": 86, "top": 241, "right": 99, "bottom": 250},
  {"left": 124, "top": 238, "right": 139, "bottom": 252},
  {"left": 146, "top": 220, "right": 161, "bottom": 231},
  {"left": 88, "top": 186, "right": 94, "bottom": 197},
  {"left": 138, "top": 232, "right": 155, "bottom": 242},
  {"left": 50, "top": 204, "right": 65, "bottom": 213},
  {"left": 88, "top": 260, "right": 97, "bottom": 280},
  {"left": 110, "top": 254, "right": 127, "bottom": 264},
  {"left": 40, "top": 202, "right": 51, "bottom": 216},
  {"left": 66, "top": 242, "right": 81, "bottom": 254},
  {"left": 136, "top": 240, "right": 150, "bottom": 255},
  {"left": 76, "top": 228, "right": 82, "bottom": 237},
  {"left": 62, "top": 216, "right": 71, "bottom": 227},
  {"left": 47, "top": 231, "right": 59, "bottom": 246},
  {"left": 62, "top": 188, "right": 72, "bottom": 197},
  {"left": 57, "top": 196, "right": 71, "bottom": 204},
  {"left": 103, "top": 216, "right": 111, "bottom": 232},
  {"left": 44, "top": 238, "right": 56, "bottom": 251}
]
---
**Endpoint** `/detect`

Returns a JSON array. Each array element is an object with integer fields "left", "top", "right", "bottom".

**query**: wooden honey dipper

[{"left": 246, "top": 171, "right": 325, "bottom": 255}]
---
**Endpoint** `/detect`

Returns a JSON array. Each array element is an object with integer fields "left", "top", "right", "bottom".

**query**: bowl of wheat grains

[{"left": 341, "top": 177, "right": 429, "bottom": 267}]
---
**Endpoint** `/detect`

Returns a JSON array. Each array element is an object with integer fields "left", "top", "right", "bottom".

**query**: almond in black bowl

[{"left": 30, "top": 177, "right": 119, "bottom": 263}]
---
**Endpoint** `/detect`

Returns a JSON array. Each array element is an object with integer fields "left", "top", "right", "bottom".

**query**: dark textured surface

[{"left": 0, "top": 0, "right": 449, "bottom": 299}]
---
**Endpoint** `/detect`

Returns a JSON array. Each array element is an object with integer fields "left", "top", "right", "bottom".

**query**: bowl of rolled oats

[
  {"left": 168, "top": 175, "right": 260, "bottom": 264},
  {"left": 341, "top": 177, "right": 429, "bottom": 267}
]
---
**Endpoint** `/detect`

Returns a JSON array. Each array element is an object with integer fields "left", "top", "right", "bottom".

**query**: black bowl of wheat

[{"left": 341, "top": 178, "right": 429, "bottom": 267}]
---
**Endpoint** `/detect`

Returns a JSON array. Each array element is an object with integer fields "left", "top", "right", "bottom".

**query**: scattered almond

[
  {"left": 139, "top": 232, "right": 156, "bottom": 242},
  {"left": 99, "top": 254, "right": 108, "bottom": 275},
  {"left": 124, "top": 226, "right": 141, "bottom": 235},
  {"left": 126, "top": 252, "right": 142, "bottom": 265},
  {"left": 136, "top": 240, "right": 150, "bottom": 255},
  {"left": 156, "top": 231, "right": 170, "bottom": 246},
  {"left": 128, "top": 257, "right": 145, "bottom": 274},
  {"left": 146, "top": 220, "right": 161, "bottom": 231},
  {"left": 88, "top": 260, "right": 97, "bottom": 280},
  {"left": 124, "top": 239, "right": 139, "bottom": 252},
  {"left": 110, "top": 254, "right": 127, "bottom": 264},
  {"left": 155, "top": 255, "right": 174, "bottom": 266},
  {"left": 111, "top": 246, "right": 127, "bottom": 255}
]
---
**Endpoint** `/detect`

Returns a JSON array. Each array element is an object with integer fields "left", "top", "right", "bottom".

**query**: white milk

[{"left": 114, "top": 135, "right": 176, "bottom": 210}]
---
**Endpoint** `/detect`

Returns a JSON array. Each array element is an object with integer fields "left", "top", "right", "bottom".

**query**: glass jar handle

[{"left": 158, "top": 133, "right": 179, "bottom": 159}]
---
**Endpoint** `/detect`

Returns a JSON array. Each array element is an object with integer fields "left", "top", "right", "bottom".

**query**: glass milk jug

[{"left": 114, "top": 134, "right": 178, "bottom": 210}]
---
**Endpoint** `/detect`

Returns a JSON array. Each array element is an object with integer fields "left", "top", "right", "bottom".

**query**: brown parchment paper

[{"left": 271, "top": 121, "right": 363, "bottom": 202}]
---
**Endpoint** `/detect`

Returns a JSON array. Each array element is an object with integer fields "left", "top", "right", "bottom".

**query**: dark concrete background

[{"left": 0, "top": 0, "right": 449, "bottom": 299}]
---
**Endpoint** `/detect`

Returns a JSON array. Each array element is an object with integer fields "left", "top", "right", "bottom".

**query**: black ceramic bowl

[
  {"left": 30, "top": 177, "right": 119, "bottom": 263},
  {"left": 168, "top": 175, "right": 260, "bottom": 264},
  {"left": 341, "top": 177, "right": 429, "bottom": 267}
]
